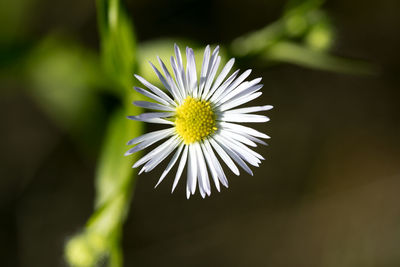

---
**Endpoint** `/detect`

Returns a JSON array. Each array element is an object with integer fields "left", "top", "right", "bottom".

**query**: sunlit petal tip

[
  {"left": 131, "top": 162, "right": 138, "bottom": 169},
  {"left": 139, "top": 167, "right": 146, "bottom": 175},
  {"left": 154, "top": 179, "right": 163, "bottom": 188}
]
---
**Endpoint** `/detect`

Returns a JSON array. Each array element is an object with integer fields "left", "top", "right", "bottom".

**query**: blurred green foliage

[
  {"left": 25, "top": 36, "right": 111, "bottom": 152},
  {"left": 97, "top": 0, "right": 137, "bottom": 95},
  {"left": 0, "top": 0, "right": 374, "bottom": 266},
  {"left": 65, "top": 0, "right": 143, "bottom": 265},
  {"left": 66, "top": 109, "right": 141, "bottom": 267},
  {"left": 230, "top": 0, "right": 375, "bottom": 74}
]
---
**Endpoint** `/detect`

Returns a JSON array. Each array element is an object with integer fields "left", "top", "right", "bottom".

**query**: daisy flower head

[{"left": 126, "top": 44, "right": 273, "bottom": 199}]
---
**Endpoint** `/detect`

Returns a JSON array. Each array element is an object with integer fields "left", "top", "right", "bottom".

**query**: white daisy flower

[{"left": 126, "top": 44, "right": 272, "bottom": 198}]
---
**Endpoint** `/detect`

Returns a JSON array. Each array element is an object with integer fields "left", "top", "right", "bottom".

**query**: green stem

[
  {"left": 230, "top": 21, "right": 285, "bottom": 57},
  {"left": 265, "top": 41, "right": 376, "bottom": 75},
  {"left": 65, "top": 0, "right": 142, "bottom": 266}
]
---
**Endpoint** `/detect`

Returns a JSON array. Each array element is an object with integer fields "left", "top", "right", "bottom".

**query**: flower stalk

[{"left": 65, "top": 0, "right": 142, "bottom": 266}]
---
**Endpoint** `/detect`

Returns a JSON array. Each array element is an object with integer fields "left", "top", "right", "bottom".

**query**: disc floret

[{"left": 175, "top": 96, "right": 217, "bottom": 144}]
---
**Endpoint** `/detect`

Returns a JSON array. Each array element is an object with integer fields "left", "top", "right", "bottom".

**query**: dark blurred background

[{"left": 1, "top": 0, "right": 400, "bottom": 266}]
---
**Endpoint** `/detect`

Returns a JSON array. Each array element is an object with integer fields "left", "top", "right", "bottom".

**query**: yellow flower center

[{"left": 175, "top": 96, "right": 217, "bottom": 144}]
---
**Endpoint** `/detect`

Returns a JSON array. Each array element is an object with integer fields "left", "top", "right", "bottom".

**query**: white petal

[
  {"left": 186, "top": 47, "right": 198, "bottom": 97},
  {"left": 125, "top": 128, "right": 175, "bottom": 155},
  {"left": 208, "top": 138, "right": 240, "bottom": 175},
  {"left": 149, "top": 61, "right": 180, "bottom": 101},
  {"left": 220, "top": 129, "right": 257, "bottom": 147},
  {"left": 216, "top": 79, "right": 262, "bottom": 105},
  {"left": 195, "top": 142, "right": 211, "bottom": 196},
  {"left": 219, "top": 92, "right": 262, "bottom": 111},
  {"left": 227, "top": 136, "right": 265, "bottom": 161},
  {"left": 128, "top": 112, "right": 173, "bottom": 119},
  {"left": 141, "top": 138, "right": 181, "bottom": 173},
  {"left": 201, "top": 46, "right": 220, "bottom": 98},
  {"left": 187, "top": 144, "right": 198, "bottom": 195},
  {"left": 204, "top": 58, "right": 235, "bottom": 100},
  {"left": 220, "top": 113, "right": 270, "bottom": 123},
  {"left": 186, "top": 183, "right": 191, "bottom": 199},
  {"left": 203, "top": 140, "right": 228, "bottom": 188},
  {"left": 198, "top": 45, "right": 211, "bottom": 96},
  {"left": 244, "top": 134, "right": 268, "bottom": 146},
  {"left": 133, "top": 87, "right": 172, "bottom": 107},
  {"left": 157, "top": 57, "right": 183, "bottom": 102},
  {"left": 133, "top": 101, "right": 176, "bottom": 111},
  {"left": 210, "top": 69, "right": 252, "bottom": 103},
  {"left": 170, "top": 56, "right": 186, "bottom": 98},
  {"left": 199, "top": 183, "right": 206, "bottom": 198},
  {"left": 134, "top": 74, "right": 176, "bottom": 106},
  {"left": 137, "top": 118, "right": 173, "bottom": 124},
  {"left": 155, "top": 143, "right": 185, "bottom": 188},
  {"left": 172, "top": 145, "right": 188, "bottom": 193},
  {"left": 127, "top": 113, "right": 174, "bottom": 123},
  {"left": 225, "top": 84, "right": 263, "bottom": 104},
  {"left": 127, "top": 128, "right": 175, "bottom": 145},
  {"left": 174, "top": 44, "right": 188, "bottom": 95},
  {"left": 220, "top": 122, "right": 270, "bottom": 139},
  {"left": 213, "top": 135, "right": 253, "bottom": 176},
  {"left": 215, "top": 135, "right": 261, "bottom": 166},
  {"left": 224, "top": 105, "right": 273, "bottom": 114},
  {"left": 133, "top": 136, "right": 178, "bottom": 168},
  {"left": 214, "top": 80, "right": 249, "bottom": 104},
  {"left": 205, "top": 69, "right": 240, "bottom": 101},
  {"left": 202, "top": 56, "right": 221, "bottom": 99},
  {"left": 200, "top": 142, "right": 221, "bottom": 192},
  {"left": 219, "top": 132, "right": 266, "bottom": 160}
]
